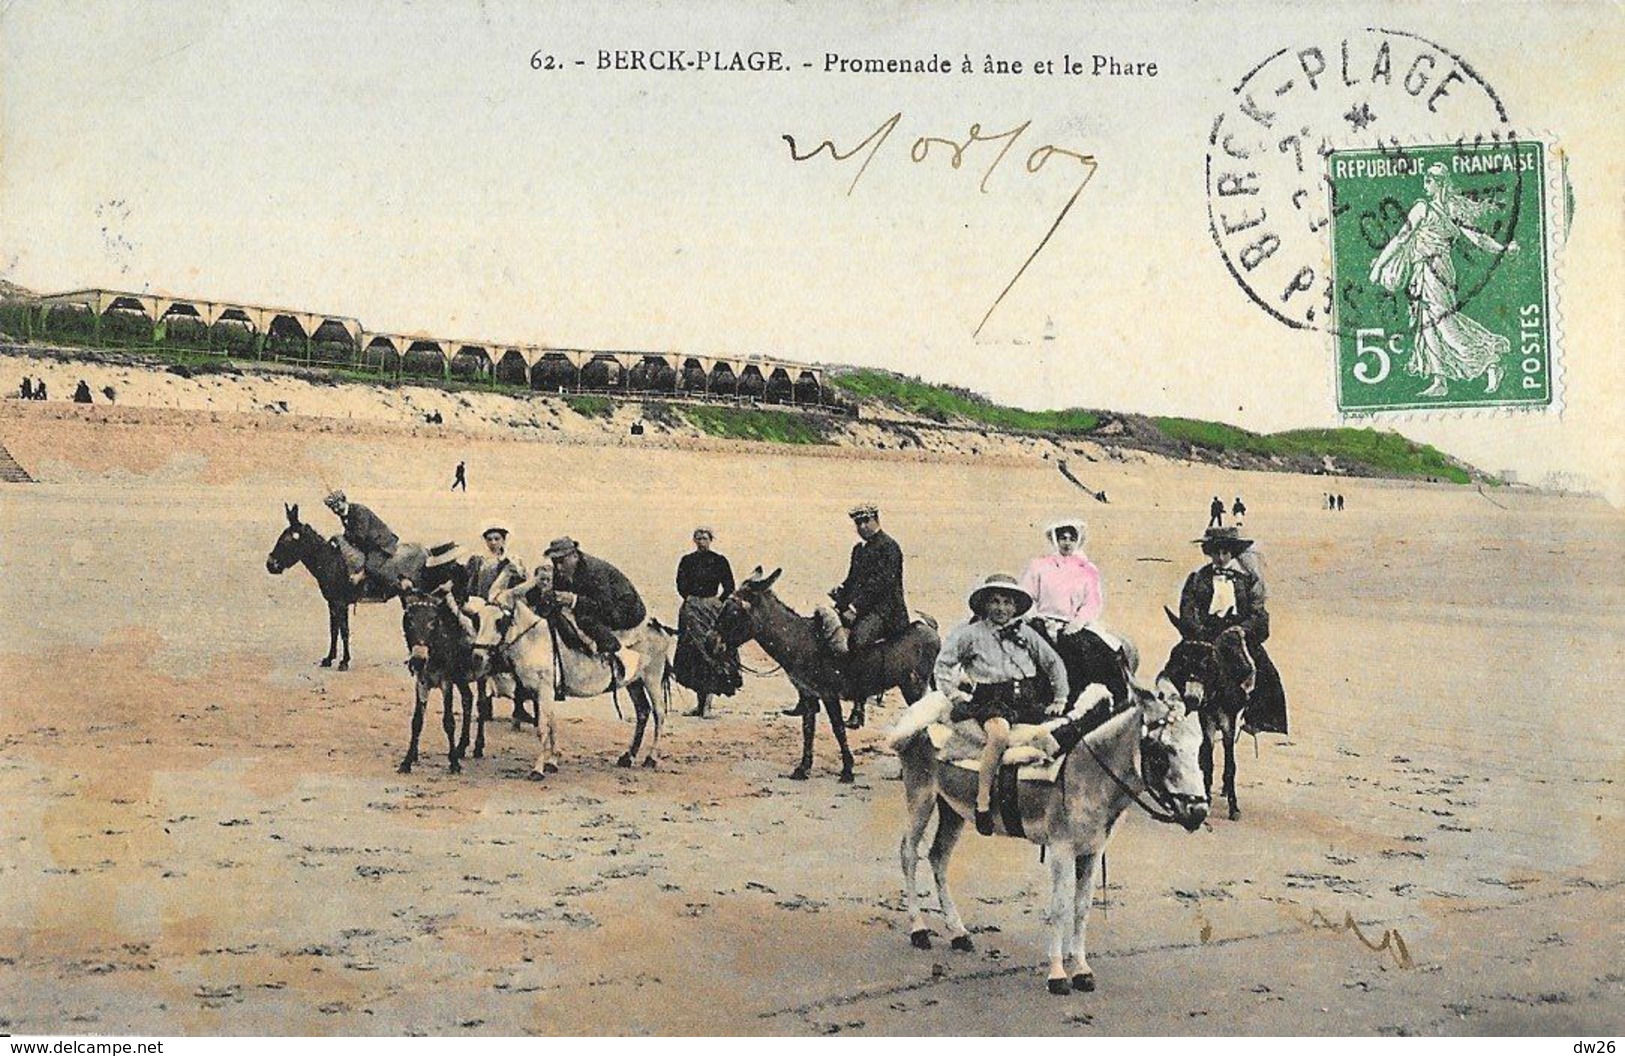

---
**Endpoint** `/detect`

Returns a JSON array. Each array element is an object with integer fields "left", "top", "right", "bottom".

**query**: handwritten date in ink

[{"left": 783, "top": 112, "right": 1098, "bottom": 338}]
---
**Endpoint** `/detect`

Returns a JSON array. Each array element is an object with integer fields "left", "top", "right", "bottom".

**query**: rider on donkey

[
  {"left": 796, "top": 503, "right": 910, "bottom": 718},
  {"left": 534, "top": 536, "right": 647, "bottom": 681},
  {"left": 1178, "top": 527, "right": 1287, "bottom": 734},
  {"left": 324, "top": 490, "right": 415, "bottom": 596},
  {"left": 935, "top": 574, "right": 1070, "bottom": 836},
  {"left": 1020, "top": 518, "right": 1130, "bottom": 706},
  {"left": 458, "top": 519, "right": 528, "bottom": 646}
]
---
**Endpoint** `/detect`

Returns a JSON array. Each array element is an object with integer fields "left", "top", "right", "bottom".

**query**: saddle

[
  {"left": 543, "top": 605, "right": 647, "bottom": 684},
  {"left": 889, "top": 684, "right": 1117, "bottom": 785},
  {"left": 335, "top": 538, "right": 460, "bottom": 600}
]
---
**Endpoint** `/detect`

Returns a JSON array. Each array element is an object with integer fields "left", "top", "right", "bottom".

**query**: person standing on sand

[
  {"left": 673, "top": 527, "right": 741, "bottom": 718},
  {"left": 19, "top": 377, "right": 32, "bottom": 400},
  {"left": 451, "top": 460, "right": 467, "bottom": 492},
  {"left": 34, "top": 380, "right": 47, "bottom": 400},
  {"left": 1232, "top": 496, "right": 1247, "bottom": 519},
  {"left": 1336, "top": 494, "right": 1345, "bottom": 511},
  {"left": 1208, "top": 496, "right": 1225, "bottom": 529}
]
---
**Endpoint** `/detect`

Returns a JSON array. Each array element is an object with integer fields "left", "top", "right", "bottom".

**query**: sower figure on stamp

[
  {"left": 935, "top": 574, "right": 1069, "bottom": 836},
  {"left": 1369, "top": 162, "right": 1518, "bottom": 399},
  {"left": 674, "top": 526, "right": 741, "bottom": 718},
  {"left": 801, "top": 503, "right": 909, "bottom": 728},
  {"left": 325, "top": 490, "right": 415, "bottom": 597}
]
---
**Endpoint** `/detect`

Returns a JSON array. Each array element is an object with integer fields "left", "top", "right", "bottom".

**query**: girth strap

[{"left": 996, "top": 764, "right": 1025, "bottom": 838}]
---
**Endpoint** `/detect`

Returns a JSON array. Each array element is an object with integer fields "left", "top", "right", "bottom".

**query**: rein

[{"left": 1072, "top": 711, "right": 1184, "bottom": 826}]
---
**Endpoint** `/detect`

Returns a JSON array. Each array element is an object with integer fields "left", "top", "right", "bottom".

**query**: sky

[{"left": 2, "top": 1, "right": 1621, "bottom": 497}]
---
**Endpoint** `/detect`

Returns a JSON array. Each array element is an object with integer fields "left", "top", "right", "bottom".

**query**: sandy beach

[{"left": 0, "top": 390, "right": 1620, "bottom": 1036}]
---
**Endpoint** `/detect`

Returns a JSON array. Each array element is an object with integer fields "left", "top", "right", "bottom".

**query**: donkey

[
  {"left": 266, "top": 503, "right": 361, "bottom": 670},
  {"left": 1161, "top": 607, "right": 1257, "bottom": 820},
  {"left": 716, "top": 567, "right": 939, "bottom": 782},
  {"left": 893, "top": 678, "right": 1207, "bottom": 994},
  {"left": 484, "top": 599, "right": 673, "bottom": 777},
  {"left": 398, "top": 592, "right": 491, "bottom": 774}
]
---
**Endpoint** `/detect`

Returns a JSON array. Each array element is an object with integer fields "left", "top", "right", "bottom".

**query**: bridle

[{"left": 1073, "top": 698, "right": 1204, "bottom": 826}]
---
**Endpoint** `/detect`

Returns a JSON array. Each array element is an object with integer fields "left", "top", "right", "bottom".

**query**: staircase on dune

[{"left": 0, "top": 442, "right": 35, "bottom": 483}]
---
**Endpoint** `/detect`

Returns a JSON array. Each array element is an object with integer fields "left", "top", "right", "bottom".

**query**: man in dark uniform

[
  {"left": 674, "top": 527, "right": 740, "bottom": 717},
  {"left": 824, "top": 503, "right": 909, "bottom": 655},
  {"left": 542, "top": 536, "right": 647, "bottom": 677},
  {"left": 1177, "top": 527, "right": 1287, "bottom": 734},
  {"left": 1207, "top": 496, "right": 1225, "bottom": 529},
  {"left": 325, "top": 490, "right": 412, "bottom": 595}
]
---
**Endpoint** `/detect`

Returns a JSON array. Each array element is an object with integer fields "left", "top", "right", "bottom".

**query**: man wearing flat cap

[
  {"left": 324, "top": 490, "right": 410, "bottom": 595},
  {"left": 822, "top": 503, "right": 909, "bottom": 658},
  {"left": 535, "top": 537, "right": 648, "bottom": 676},
  {"left": 1178, "top": 526, "right": 1287, "bottom": 734}
]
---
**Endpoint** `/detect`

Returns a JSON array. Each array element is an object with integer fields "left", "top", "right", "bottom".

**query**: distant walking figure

[
  {"left": 1232, "top": 496, "right": 1246, "bottom": 519},
  {"left": 73, "top": 380, "right": 94, "bottom": 404},
  {"left": 34, "top": 380, "right": 47, "bottom": 400},
  {"left": 1208, "top": 496, "right": 1225, "bottom": 529},
  {"left": 19, "top": 377, "right": 33, "bottom": 400},
  {"left": 1336, "top": 494, "right": 1345, "bottom": 511},
  {"left": 1326, "top": 493, "right": 1334, "bottom": 511},
  {"left": 451, "top": 461, "right": 467, "bottom": 492}
]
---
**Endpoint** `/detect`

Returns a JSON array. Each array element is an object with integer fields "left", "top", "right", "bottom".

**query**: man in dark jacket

[
  {"left": 543, "top": 536, "right": 647, "bottom": 662},
  {"left": 325, "top": 490, "right": 410, "bottom": 594},
  {"left": 824, "top": 503, "right": 909, "bottom": 655},
  {"left": 1178, "top": 527, "right": 1287, "bottom": 734}
]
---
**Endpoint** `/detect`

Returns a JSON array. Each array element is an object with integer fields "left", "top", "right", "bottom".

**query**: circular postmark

[{"left": 1205, "top": 28, "right": 1523, "bottom": 334}]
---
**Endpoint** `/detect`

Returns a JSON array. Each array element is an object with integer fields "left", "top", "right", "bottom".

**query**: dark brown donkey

[{"left": 717, "top": 567, "right": 939, "bottom": 782}]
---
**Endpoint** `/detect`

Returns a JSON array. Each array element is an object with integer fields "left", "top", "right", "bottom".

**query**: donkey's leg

[
  {"left": 442, "top": 681, "right": 461, "bottom": 774},
  {"left": 789, "top": 704, "right": 816, "bottom": 780},
  {"left": 528, "top": 695, "right": 559, "bottom": 780},
  {"left": 455, "top": 681, "right": 475, "bottom": 762},
  {"left": 1045, "top": 839, "right": 1078, "bottom": 994},
  {"left": 1199, "top": 711, "right": 1218, "bottom": 803},
  {"left": 900, "top": 785, "right": 939, "bottom": 948},
  {"left": 1070, "top": 852, "right": 1101, "bottom": 991},
  {"left": 927, "top": 801, "right": 974, "bottom": 950},
  {"left": 321, "top": 603, "right": 339, "bottom": 667},
  {"left": 337, "top": 604, "right": 351, "bottom": 671},
  {"left": 1222, "top": 714, "right": 1240, "bottom": 820},
  {"left": 824, "top": 697, "right": 855, "bottom": 783},
  {"left": 399, "top": 677, "right": 428, "bottom": 773},
  {"left": 472, "top": 681, "right": 488, "bottom": 759},
  {"left": 634, "top": 682, "right": 661, "bottom": 768},
  {"left": 618, "top": 686, "right": 649, "bottom": 769}
]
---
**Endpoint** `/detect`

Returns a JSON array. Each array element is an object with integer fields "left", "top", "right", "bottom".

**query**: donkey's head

[
  {"left": 1159, "top": 607, "right": 1255, "bottom": 715},
  {"left": 1136, "top": 678, "right": 1209, "bottom": 831},
  {"left": 267, "top": 503, "right": 319, "bottom": 574},
  {"left": 716, "top": 566, "right": 782, "bottom": 647},
  {"left": 401, "top": 592, "right": 465, "bottom": 676}
]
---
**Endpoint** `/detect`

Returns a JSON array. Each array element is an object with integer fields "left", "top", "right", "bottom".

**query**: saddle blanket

[{"left": 887, "top": 685, "right": 1113, "bottom": 785}]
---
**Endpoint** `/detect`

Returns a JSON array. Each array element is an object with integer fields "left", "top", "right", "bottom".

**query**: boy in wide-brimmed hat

[{"left": 934, "top": 574, "right": 1069, "bottom": 835}]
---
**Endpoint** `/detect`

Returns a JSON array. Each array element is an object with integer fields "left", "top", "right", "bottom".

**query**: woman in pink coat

[{"left": 1019, "top": 518, "right": 1129, "bottom": 707}]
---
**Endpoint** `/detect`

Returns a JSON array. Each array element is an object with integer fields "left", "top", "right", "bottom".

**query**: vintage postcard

[{"left": 1, "top": 0, "right": 1620, "bottom": 1041}]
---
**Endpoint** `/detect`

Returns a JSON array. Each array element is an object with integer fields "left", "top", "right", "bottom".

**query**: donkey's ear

[
  {"left": 749, "top": 565, "right": 765, "bottom": 579},
  {"left": 762, "top": 568, "right": 783, "bottom": 589},
  {"left": 287, "top": 503, "right": 299, "bottom": 524}
]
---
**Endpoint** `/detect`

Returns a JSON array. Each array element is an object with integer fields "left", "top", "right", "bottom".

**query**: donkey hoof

[
  {"left": 1047, "top": 977, "right": 1072, "bottom": 996},
  {"left": 318, "top": 658, "right": 333, "bottom": 668},
  {"left": 337, "top": 660, "right": 349, "bottom": 672},
  {"left": 950, "top": 935, "right": 974, "bottom": 953},
  {"left": 543, "top": 762, "right": 559, "bottom": 775},
  {"left": 642, "top": 757, "right": 658, "bottom": 770},
  {"left": 1072, "top": 973, "right": 1096, "bottom": 992},
  {"left": 838, "top": 769, "right": 855, "bottom": 784},
  {"left": 788, "top": 767, "right": 811, "bottom": 781},
  {"left": 616, "top": 753, "right": 633, "bottom": 769},
  {"left": 449, "top": 761, "right": 462, "bottom": 775},
  {"left": 472, "top": 748, "right": 484, "bottom": 759},
  {"left": 1229, "top": 805, "right": 1241, "bottom": 821},
  {"left": 909, "top": 929, "right": 933, "bottom": 950},
  {"left": 845, "top": 714, "right": 865, "bottom": 731},
  {"left": 526, "top": 769, "right": 546, "bottom": 781},
  {"left": 397, "top": 761, "right": 413, "bottom": 774}
]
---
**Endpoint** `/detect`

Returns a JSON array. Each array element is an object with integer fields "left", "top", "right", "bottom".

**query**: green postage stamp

[{"left": 1328, "top": 140, "right": 1554, "bottom": 414}]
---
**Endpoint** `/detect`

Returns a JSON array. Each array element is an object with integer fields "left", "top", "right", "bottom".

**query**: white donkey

[
  {"left": 891, "top": 677, "right": 1208, "bottom": 994},
  {"left": 481, "top": 596, "right": 673, "bottom": 777}
]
